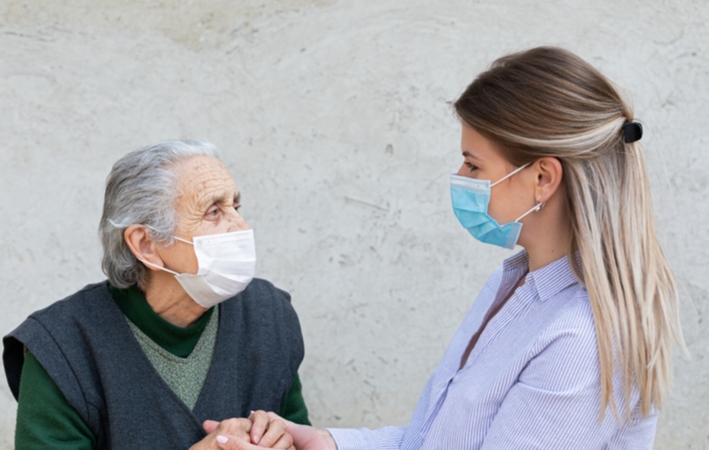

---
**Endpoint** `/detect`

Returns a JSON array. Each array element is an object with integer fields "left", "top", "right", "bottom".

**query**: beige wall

[{"left": 0, "top": 1, "right": 707, "bottom": 448}]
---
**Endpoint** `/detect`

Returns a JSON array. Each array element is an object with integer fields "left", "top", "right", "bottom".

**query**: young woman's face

[{"left": 456, "top": 124, "right": 535, "bottom": 225}]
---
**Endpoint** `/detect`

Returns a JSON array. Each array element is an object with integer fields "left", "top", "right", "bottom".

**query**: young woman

[{"left": 219, "top": 46, "right": 686, "bottom": 450}]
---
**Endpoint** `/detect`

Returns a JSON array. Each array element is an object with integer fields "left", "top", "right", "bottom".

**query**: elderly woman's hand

[
  {"left": 190, "top": 411, "right": 294, "bottom": 450},
  {"left": 188, "top": 417, "right": 252, "bottom": 450}
]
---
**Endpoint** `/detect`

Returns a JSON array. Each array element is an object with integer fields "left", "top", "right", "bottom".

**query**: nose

[
  {"left": 226, "top": 209, "right": 251, "bottom": 232},
  {"left": 456, "top": 163, "right": 470, "bottom": 177}
]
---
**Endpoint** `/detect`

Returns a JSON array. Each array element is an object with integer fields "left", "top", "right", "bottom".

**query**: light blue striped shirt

[{"left": 328, "top": 251, "right": 656, "bottom": 449}]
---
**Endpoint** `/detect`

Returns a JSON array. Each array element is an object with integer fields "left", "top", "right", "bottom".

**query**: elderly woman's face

[{"left": 158, "top": 155, "right": 249, "bottom": 274}]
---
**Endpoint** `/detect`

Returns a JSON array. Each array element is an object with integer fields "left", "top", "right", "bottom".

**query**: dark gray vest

[{"left": 3, "top": 279, "right": 304, "bottom": 449}]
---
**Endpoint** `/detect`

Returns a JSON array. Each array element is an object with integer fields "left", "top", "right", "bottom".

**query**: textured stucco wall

[{"left": 0, "top": 1, "right": 707, "bottom": 448}]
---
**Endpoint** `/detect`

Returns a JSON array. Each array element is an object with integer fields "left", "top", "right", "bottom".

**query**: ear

[
  {"left": 532, "top": 157, "right": 563, "bottom": 203},
  {"left": 124, "top": 225, "right": 164, "bottom": 271}
]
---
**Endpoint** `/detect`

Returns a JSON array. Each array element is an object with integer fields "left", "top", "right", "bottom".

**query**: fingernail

[{"left": 216, "top": 435, "right": 228, "bottom": 445}]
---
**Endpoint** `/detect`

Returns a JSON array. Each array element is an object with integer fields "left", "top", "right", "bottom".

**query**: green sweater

[{"left": 15, "top": 285, "right": 310, "bottom": 449}]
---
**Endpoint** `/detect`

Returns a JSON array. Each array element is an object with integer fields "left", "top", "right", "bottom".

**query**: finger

[
  {"left": 204, "top": 419, "right": 221, "bottom": 434},
  {"left": 268, "top": 413, "right": 301, "bottom": 440},
  {"left": 280, "top": 422, "right": 338, "bottom": 450},
  {"left": 258, "top": 417, "right": 287, "bottom": 448},
  {"left": 216, "top": 418, "right": 252, "bottom": 441},
  {"left": 266, "top": 412, "right": 292, "bottom": 426},
  {"left": 271, "top": 432, "right": 295, "bottom": 450},
  {"left": 248, "top": 410, "right": 269, "bottom": 444},
  {"left": 216, "top": 435, "right": 260, "bottom": 450}
]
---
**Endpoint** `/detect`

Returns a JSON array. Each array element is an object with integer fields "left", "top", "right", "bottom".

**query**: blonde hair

[{"left": 454, "top": 47, "right": 686, "bottom": 419}]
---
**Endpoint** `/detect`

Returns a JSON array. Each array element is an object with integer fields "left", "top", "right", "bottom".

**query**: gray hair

[{"left": 99, "top": 139, "right": 219, "bottom": 288}]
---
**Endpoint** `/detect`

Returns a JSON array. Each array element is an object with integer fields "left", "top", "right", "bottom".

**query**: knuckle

[{"left": 218, "top": 418, "right": 246, "bottom": 433}]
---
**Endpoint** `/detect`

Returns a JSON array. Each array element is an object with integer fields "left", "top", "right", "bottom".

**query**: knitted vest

[{"left": 3, "top": 279, "right": 304, "bottom": 450}]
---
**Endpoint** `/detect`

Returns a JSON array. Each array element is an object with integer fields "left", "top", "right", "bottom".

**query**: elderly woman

[{"left": 3, "top": 140, "right": 308, "bottom": 449}]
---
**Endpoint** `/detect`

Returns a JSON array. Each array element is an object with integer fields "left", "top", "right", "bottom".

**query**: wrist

[{"left": 320, "top": 429, "right": 337, "bottom": 450}]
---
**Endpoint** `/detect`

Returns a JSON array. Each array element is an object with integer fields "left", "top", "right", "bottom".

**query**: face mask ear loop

[
  {"left": 138, "top": 258, "right": 180, "bottom": 276},
  {"left": 490, "top": 162, "right": 533, "bottom": 188},
  {"left": 515, "top": 197, "right": 545, "bottom": 222},
  {"left": 172, "top": 236, "right": 194, "bottom": 245},
  {"left": 142, "top": 224, "right": 194, "bottom": 246}
]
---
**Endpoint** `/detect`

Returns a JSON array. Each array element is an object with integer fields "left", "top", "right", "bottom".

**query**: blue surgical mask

[{"left": 450, "top": 163, "right": 542, "bottom": 249}]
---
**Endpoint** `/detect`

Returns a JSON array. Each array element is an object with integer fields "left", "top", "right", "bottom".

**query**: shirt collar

[
  {"left": 502, "top": 250, "right": 530, "bottom": 272},
  {"left": 503, "top": 250, "right": 581, "bottom": 302}
]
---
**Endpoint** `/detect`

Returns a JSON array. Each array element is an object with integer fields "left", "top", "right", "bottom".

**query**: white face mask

[{"left": 141, "top": 229, "right": 256, "bottom": 308}]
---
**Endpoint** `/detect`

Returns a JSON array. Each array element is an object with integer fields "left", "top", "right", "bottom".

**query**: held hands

[
  {"left": 266, "top": 412, "right": 337, "bottom": 450},
  {"left": 189, "top": 410, "right": 294, "bottom": 450},
  {"left": 199, "top": 412, "right": 338, "bottom": 450}
]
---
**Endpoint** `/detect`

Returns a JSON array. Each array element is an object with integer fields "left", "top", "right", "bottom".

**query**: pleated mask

[
  {"left": 141, "top": 229, "right": 256, "bottom": 308},
  {"left": 450, "top": 164, "right": 541, "bottom": 250}
]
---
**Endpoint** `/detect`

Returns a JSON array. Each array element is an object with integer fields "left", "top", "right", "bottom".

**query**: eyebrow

[
  {"left": 203, "top": 192, "right": 240, "bottom": 209},
  {"left": 462, "top": 150, "right": 483, "bottom": 161}
]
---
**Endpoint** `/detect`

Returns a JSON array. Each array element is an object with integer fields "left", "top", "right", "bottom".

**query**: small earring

[{"left": 536, "top": 196, "right": 545, "bottom": 211}]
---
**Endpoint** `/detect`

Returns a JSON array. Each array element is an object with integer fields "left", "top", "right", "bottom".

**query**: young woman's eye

[{"left": 465, "top": 162, "right": 479, "bottom": 172}]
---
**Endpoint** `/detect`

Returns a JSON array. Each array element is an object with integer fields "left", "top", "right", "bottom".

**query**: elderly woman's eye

[
  {"left": 206, "top": 206, "right": 220, "bottom": 217},
  {"left": 234, "top": 203, "right": 241, "bottom": 212}
]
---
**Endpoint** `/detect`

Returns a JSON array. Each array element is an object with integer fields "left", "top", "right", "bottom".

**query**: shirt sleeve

[
  {"left": 479, "top": 323, "right": 642, "bottom": 450},
  {"left": 327, "top": 426, "right": 407, "bottom": 450},
  {"left": 276, "top": 373, "right": 311, "bottom": 425},
  {"left": 15, "top": 350, "right": 96, "bottom": 450}
]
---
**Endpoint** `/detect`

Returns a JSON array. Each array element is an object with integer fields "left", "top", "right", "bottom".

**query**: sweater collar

[{"left": 108, "top": 284, "right": 214, "bottom": 357}]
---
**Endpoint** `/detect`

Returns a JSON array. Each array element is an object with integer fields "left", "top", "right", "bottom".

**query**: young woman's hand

[
  {"left": 267, "top": 412, "right": 337, "bottom": 450},
  {"left": 246, "top": 410, "right": 294, "bottom": 448},
  {"left": 192, "top": 411, "right": 294, "bottom": 450},
  {"left": 189, "top": 417, "right": 252, "bottom": 450},
  {"left": 211, "top": 433, "right": 295, "bottom": 450}
]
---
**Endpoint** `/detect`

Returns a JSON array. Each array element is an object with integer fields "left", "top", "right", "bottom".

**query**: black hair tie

[{"left": 622, "top": 121, "right": 643, "bottom": 143}]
